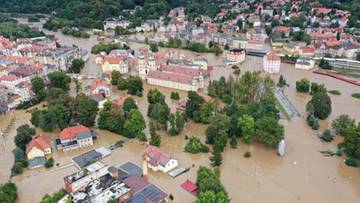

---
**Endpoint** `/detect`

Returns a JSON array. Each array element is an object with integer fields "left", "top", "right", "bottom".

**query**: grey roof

[
  {"left": 76, "top": 131, "right": 93, "bottom": 140},
  {"left": 90, "top": 94, "right": 105, "bottom": 103},
  {"left": 28, "top": 157, "right": 46, "bottom": 169},
  {"left": 126, "top": 183, "right": 167, "bottom": 203},
  {"left": 72, "top": 150, "right": 102, "bottom": 168},
  {"left": 118, "top": 162, "right": 143, "bottom": 177}
]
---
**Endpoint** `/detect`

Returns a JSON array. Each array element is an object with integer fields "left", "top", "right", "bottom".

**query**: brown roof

[{"left": 26, "top": 134, "right": 52, "bottom": 154}]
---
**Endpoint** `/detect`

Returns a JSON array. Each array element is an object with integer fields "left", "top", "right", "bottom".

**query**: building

[
  {"left": 57, "top": 125, "right": 95, "bottom": 152},
  {"left": 102, "top": 56, "right": 129, "bottom": 74},
  {"left": 64, "top": 162, "right": 109, "bottom": 193},
  {"left": 295, "top": 58, "right": 316, "bottom": 70},
  {"left": 103, "top": 18, "right": 130, "bottom": 30},
  {"left": 26, "top": 134, "right": 52, "bottom": 168},
  {"left": 146, "top": 65, "right": 205, "bottom": 91},
  {"left": 89, "top": 79, "right": 111, "bottom": 97},
  {"left": 263, "top": 52, "right": 281, "bottom": 74},
  {"left": 144, "top": 145, "right": 178, "bottom": 173},
  {"left": 225, "top": 49, "right": 246, "bottom": 65}
]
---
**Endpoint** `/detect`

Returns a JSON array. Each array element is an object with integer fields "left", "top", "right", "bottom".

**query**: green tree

[
  {"left": 115, "top": 26, "right": 130, "bottom": 35},
  {"left": 30, "top": 108, "right": 42, "bottom": 127},
  {"left": 185, "top": 91, "right": 205, "bottom": 119},
  {"left": 184, "top": 136, "right": 209, "bottom": 153},
  {"left": 0, "top": 182, "right": 18, "bottom": 203},
  {"left": 331, "top": 115, "right": 355, "bottom": 136},
  {"left": 320, "top": 129, "right": 333, "bottom": 142},
  {"left": 341, "top": 124, "right": 360, "bottom": 158},
  {"left": 306, "top": 92, "right": 332, "bottom": 120},
  {"left": 148, "top": 103, "right": 170, "bottom": 129},
  {"left": 31, "top": 76, "right": 45, "bottom": 99},
  {"left": 238, "top": 114, "right": 255, "bottom": 144},
  {"left": 255, "top": 116, "right": 284, "bottom": 148},
  {"left": 230, "top": 135, "right": 238, "bottom": 148},
  {"left": 122, "top": 97, "right": 138, "bottom": 114},
  {"left": 147, "top": 88, "right": 166, "bottom": 105},
  {"left": 210, "top": 148, "right": 222, "bottom": 166},
  {"left": 170, "top": 91, "right": 180, "bottom": 100},
  {"left": 69, "top": 58, "right": 85, "bottom": 73},
  {"left": 149, "top": 121, "right": 161, "bottom": 147},
  {"left": 168, "top": 111, "right": 185, "bottom": 136},
  {"left": 123, "top": 109, "right": 146, "bottom": 140},
  {"left": 72, "top": 94, "right": 98, "bottom": 127},
  {"left": 150, "top": 43, "right": 159, "bottom": 52},
  {"left": 195, "top": 191, "right": 228, "bottom": 203},
  {"left": 205, "top": 114, "right": 230, "bottom": 144},
  {"left": 116, "top": 77, "right": 127, "bottom": 90},
  {"left": 296, "top": 78, "right": 310, "bottom": 93},
  {"left": 47, "top": 71, "right": 71, "bottom": 91},
  {"left": 111, "top": 71, "right": 121, "bottom": 85},
  {"left": 195, "top": 101, "right": 218, "bottom": 124},
  {"left": 307, "top": 114, "right": 320, "bottom": 130},
  {"left": 14, "top": 124, "right": 36, "bottom": 150},
  {"left": 126, "top": 76, "right": 143, "bottom": 96},
  {"left": 235, "top": 71, "right": 274, "bottom": 103},
  {"left": 310, "top": 82, "right": 327, "bottom": 95}
]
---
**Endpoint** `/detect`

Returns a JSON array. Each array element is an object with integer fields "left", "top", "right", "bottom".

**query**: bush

[
  {"left": 320, "top": 129, "right": 333, "bottom": 142},
  {"left": 351, "top": 93, "right": 360, "bottom": 99},
  {"left": 307, "top": 114, "right": 320, "bottom": 130},
  {"left": 170, "top": 91, "right": 180, "bottom": 100},
  {"left": 45, "top": 158, "right": 54, "bottom": 168},
  {"left": 184, "top": 136, "right": 209, "bottom": 153},
  {"left": 328, "top": 90, "right": 341, "bottom": 95},
  {"left": 345, "top": 158, "right": 358, "bottom": 167},
  {"left": 11, "top": 162, "right": 24, "bottom": 175},
  {"left": 244, "top": 151, "right": 251, "bottom": 158},
  {"left": 296, "top": 78, "right": 310, "bottom": 93}
]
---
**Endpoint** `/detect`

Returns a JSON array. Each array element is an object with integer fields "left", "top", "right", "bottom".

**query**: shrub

[
  {"left": 244, "top": 151, "right": 251, "bottom": 158},
  {"left": 184, "top": 136, "right": 209, "bottom": 153},
  {"left": 296, "top": 78, "right": 310, "bottom": 93},
  {"left": 307, "top": 114, "right": 320, "bottom": 130},
  {"left": 351, "top": 93, "right": 360, "bottom": 99},
  {"left": 170, "top": 91, "right": 180, "bottom": 100},
  {"left": 320, "top": 129, "right": 333, "bottom": 142},
  {"left": 328, "top": 90, "right": 341, "bottom": 95},
  {"left": 45, "top": 158, "right": 54, "bottom": 168},
  {"left": 345, "top": 158, "right": 358, "bottom": 167},
  {"left": 11, "top": 162, "right": 24, "bottom": 175}
]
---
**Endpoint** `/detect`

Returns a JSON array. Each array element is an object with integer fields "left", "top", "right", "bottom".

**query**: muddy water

[{"left": 0, "top": 30, "right": 360, "bottom": 203}]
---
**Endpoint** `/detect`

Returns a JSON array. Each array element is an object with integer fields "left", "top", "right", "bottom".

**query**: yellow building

[{"left": 26, "top": 134, "right": 52, "bottom": 160}]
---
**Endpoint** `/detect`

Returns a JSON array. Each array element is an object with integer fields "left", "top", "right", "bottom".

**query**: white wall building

[{"left": 263, "top": 52, "right": 281, "bottom": 74}]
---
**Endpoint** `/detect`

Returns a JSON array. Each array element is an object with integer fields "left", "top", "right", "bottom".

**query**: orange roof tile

[
  {"left": 26, "top": 134, "right": 52, "bottom": 154},
  {"left": 59, "top": 125, "right": 90, "bottom": 140}
]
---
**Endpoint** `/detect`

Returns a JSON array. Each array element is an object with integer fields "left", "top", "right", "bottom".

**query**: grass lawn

[
  {"left": 328, "top": 90, "right": 341, "bottom": 95},
  {"left": 351, "top": 93, "right": 360, "bottom": 99}
]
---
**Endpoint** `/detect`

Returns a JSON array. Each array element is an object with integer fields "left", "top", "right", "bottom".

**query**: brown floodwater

[{"left": 0, "top": 30, "right": 360, "bottom": 203}]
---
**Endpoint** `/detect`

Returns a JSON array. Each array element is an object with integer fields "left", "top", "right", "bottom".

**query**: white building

[
  {"left": 295, "top": 57, "right": 315, "bottom": 70},
  {"left": 225, "top": 49, "right": 246, "bottom": 64},
  {"left": 145, "top": 146, "right": 178, "bottom": 173},
  {"left": 102, "top": 56, "right": 129, "bottom": 74},
  {"left": 263, "top": 52, "right": 281, "bottom": 74}
]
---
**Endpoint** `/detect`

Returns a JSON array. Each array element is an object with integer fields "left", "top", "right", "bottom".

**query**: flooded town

[{"left": 1, "top": 1, "right": 360, "bottom": 203}]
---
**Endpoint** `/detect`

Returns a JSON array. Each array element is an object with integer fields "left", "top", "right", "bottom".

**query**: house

[
  {"left": 225, "top": 49, "right": 246, "bottom": 65},
  {"left": 247, "top": 39, "right": 265, "bottom": 51},
  {"left": 26, "top": 134, "right": 52, "bottom": 168},
  {"left": 26, "top": 134, "right": 52, "bottom": 160},
  {"left": 295, "top": 58, "right": 316, "bottom": 70},
  {"left": 102, "top": 56, "right": 129, "bottom": 74},
  {"left": 263, "top": 52, "right": 281, "bottom": 74},
  {"left": 299, "top": 47, "right": 315, "bottom": 56},
  {"left": 144, "top": 145, "right": 178, "bottom": 173},
  {"left": 57, "top": 125, "right": 95, "bottom": 152},
  {"left": 89, "top": 79, "right": 111, "bottom": 97},
  {"left": 103, "top": 18, "right": 130, "bottom": 30}
]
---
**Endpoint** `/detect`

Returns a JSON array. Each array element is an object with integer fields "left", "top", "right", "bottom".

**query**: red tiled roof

[
  {"left": 326, "top": 40, "right": 341, "bottom": 47},
  {"left": 300, "top": 47, "right": 315, "bottom": 53},
  {"left": 123, "top": 176, "right": 149, "bottom": 194},
  {"left": 90, "top": 79, "right": 108, "bottom": 90},
  {"left": 0, "top": 75, "right": 19, "bottom": 81},
  {"left": 104, "top": 56, "right": 125, "bottom": 64},
  {"left": 265, "top": 53, "right": 280, "bottom": 61},
  {"left": 59, "top": 125, "right": 90, "bottom": 140},
  {"left": 145, "top": 146, "right": 171, "bottom": 167},
  {"left": 26, "top": 134, "right": 51, "bottom": 154},
  {"left": 181, "top": 179, "right": 198, "bottom": 193},
  {"left": 147, "top": 70, "right": 194, "bottom": 84}
]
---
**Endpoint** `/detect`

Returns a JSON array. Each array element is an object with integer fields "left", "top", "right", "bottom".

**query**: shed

[{"left": 181, "top": 179, "right": 197, "bottom": 195}]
